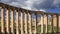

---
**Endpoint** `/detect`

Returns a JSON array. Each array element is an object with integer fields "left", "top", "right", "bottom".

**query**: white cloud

[
  {"left": 23, "top": 0, "right": 53, "bottom": 10},
  {"left": 1, "top": 0, "right": 12, "bottom": 3},
  {"left": 1, "top": 0, "right": 60, "bottom": 11},
  {"left": 53, "top": 0, "right": 60, "bottom": 8}
]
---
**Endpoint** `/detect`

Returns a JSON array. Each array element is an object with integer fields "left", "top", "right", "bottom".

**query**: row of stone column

[
  {"left": 1, "top": 7, "right": 33, "bottom": 34},
  {"left": 1, "top": 7, "right": 14, "bottom": 34},
  {"left": 1, "top": 7, "right": 60, "bottom": 34},
  {"left": 41, "top": 14, "right": 60, "bottom": 34}
]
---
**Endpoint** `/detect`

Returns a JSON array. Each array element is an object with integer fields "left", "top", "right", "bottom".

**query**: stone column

[
  {"left": 16, "top": 11, "right": 19, "bottom": 34},
  {"left": 59, "top": 16, "right": 60, "bottom": 27},
  {"left": 41, "top": 15, "right": 44, "bottom": 34},
  {"left": 59, "top": 15, "right": 60, "bottom": 32},
  {"left": 20, "top": 12, "right": 24, "bottom": 34},
  {"left": 53, "top": 15, "right": 57, "bottom": 27},
  {"left": 44, "top": 15, "right": 48, "bottom": 33},
  {"left": 28, "top": 12, "right": 32, "bottom": 34},
  {"left": 11, "top": 9, "right": 14, "bottom": 34},
  {"left": 24, "top": 12, "right": 28, "bottom": 34},
  {"left": 1, "top": 7, "right": 5, "bottom": 34},
  {"left": 6, "top": 8, "right": 10, "bottom": 34},
  {"left": 53, "top": 15, "right": 57, "bottom": 32}
]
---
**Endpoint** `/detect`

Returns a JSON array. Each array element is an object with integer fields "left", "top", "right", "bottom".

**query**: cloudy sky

[{"left": 1, "top": 0, "right": 60, "bottom": 13}]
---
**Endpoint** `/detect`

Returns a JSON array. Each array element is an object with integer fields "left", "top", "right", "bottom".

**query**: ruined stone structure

[{"left": 0, "top": 2, "right": 60, "bottom": 34}]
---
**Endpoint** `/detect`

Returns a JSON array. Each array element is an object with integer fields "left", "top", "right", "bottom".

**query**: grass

[{"left": 37, "top": 25, "right": 60, "bottom": 34}]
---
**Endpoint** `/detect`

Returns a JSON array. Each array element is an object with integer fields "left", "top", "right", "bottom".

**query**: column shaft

[
  {"left": 24, "top": 12, "right": 28, "bottom": 34},
  {"left": 6, "top": 9, "right": 10, "bottom": 34},
  {"left": 29, "top": 13, "right": 32, "bottom": 34},
  {"left": 21, "top": 12, "right": 24, "bottom": 34},
  {"left": 11, "top": 10, "right": 14, "bottom": 34},
  {"left": 53, "top": 15, "right": 57, "bottom": 32},
  {"left": 45, "top": 15, "right": 48, "bottom": 33},
  {"left": 16, "top": 11, "right": 19, "bottom": 34},
  {"left": 41, "top": 15, "right": 44, "bottom": 34},
  {"left": 1, "top": 8, "right": 5, "bottom": 34}
]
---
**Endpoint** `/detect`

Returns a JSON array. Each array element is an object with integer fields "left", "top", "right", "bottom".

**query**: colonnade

[{"left": 0, "top": 2, "right": 60, "bottom": 34}]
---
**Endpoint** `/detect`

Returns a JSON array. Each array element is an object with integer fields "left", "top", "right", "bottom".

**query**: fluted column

[
  {"left": 11, "top": 9, "right": 14, "bottom": 34},
  {"left": 59, "top": 16, "right": 60, "bottom": 27},
  {"left": 28, "top": 12, "right": 32, "bottom": 34},
  {"left": 41, "top": 15, "right": 44, "bottom": 34},
  {"left": 20, "top": 12, "right": 24, "bottom": 34},
  {"left": 53, "top": 15, "right": 57, "bottom": 27},
  {"left": 6, "top": 8, "right": 10, "bottom": 34},
  {"left": 16, "top": 11, "right": 19, "bottom": 34},
  {"left": 1, "top": 7, "right": 5, "bottom": 34},
  {"left": 24, "top": 12, "right": 28, "bottom": 34},
  {"left": 53, "top": 15, "right": 57, "bottom": 32},
  {"left": 59, "top": 15, "right": 60, "bottom": 32},
  {"left": 45, "top": 15, "right": 48, "bottom": 33}
]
